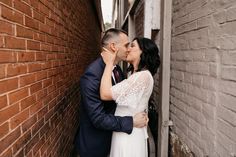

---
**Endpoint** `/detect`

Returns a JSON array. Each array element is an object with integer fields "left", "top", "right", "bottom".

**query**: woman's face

[{"left": 126, "top": 40, "right": 142, "bottom": 64}]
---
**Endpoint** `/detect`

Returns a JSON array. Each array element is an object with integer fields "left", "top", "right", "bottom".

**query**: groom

[{"left": 75, "top": 28, "right": 148, "bottom": 157}]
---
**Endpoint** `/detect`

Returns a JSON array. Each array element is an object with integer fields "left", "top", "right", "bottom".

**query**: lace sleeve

[{"left": 111, "top": 71, "right": 153, "bottom": 107}]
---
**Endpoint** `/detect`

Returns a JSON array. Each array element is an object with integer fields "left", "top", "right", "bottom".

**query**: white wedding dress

[{"left": 109, "top": 70, "right": 154, "bottom": 157}]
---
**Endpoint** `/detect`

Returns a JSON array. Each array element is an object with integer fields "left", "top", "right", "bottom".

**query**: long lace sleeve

[{"left": 111, "top": 71, "right": 153, "bottom": 108}]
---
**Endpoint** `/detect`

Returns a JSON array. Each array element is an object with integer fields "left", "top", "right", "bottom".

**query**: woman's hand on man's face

[{"left": 101, "top": 47, "right": 118, "bottom": 65}]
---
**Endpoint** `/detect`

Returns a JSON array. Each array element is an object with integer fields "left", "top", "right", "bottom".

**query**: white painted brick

[
  {"left": 197, "top": 15, "right": 212, "bottom": 28},
  {"left": 220, "top": 93, "right": 236, "bottom": 112},
  {"left": 202, "top": 103, "right": 215, "bottom": 120},
  {"left": 220, "top": 80, "right": 236, "bottom": 97},
  {"left": 202, "top": 76, "right": 217, "bottom": 91},
  {"left": 206, "top": 91, "right": 217, "bottom": 106},
  {"left": 189, "top": 119, "right": 201, "bottom": 135},
  {"left": 217, "top": 119, "right": 236, "bottom": 143},
  {"left": 190, "top": 3, "right": 214, "bottom": 21},
  {"left": 171, "top": 35, "right": 189, "bottom": 50},
  {"left": 209, "top": 63, "right": 218, "bottom": 77},
  {"left": 204, "top": 49, "right": 218, "bottom": 62},
  {"left": 217, "top": 36, "right": 236, "bottom": 50},
  {"left": 211, "top": 0, "right": 236, "bottom": 10},
  {"left": 192, "top": 74, "right": 203, "bottom": 87},
  {"left": 217, "top": 106, "right": 236, "bottom": 127},
  {"left": 183, "top": 72, "right": 192, "bottom": 83},
  {"left": 226, "top": 7, "right": 236, "bottom": 21},
  {"left": 221, "top": 66, "right": 236, "bottom": 81},
  {"left": 185, "top": 94, "right": 202, "bottom": 112},
  {"left": 217, "top": 129, "right": 236, "bottom": 154},
  {"left": 171, "top": 61, "right": 187, "bottom": 71},
  {"left": 171, "top": 70, "right": 184, "bottom": 81},
  {"left": 222, "top": 51, "right": 236, "bottom": 66},
  {"left": 188, "top": 106, "right": 206, "bottom": 125},
  {"left": 186, "top": 62, "right": 209, "bottom": 75},
  {"left": 213, "top": 10, "right": 226, "bottom": 24},
  {"left": 220, "top": 21, "right": 236, "bottom": 36},
  {"left": 201, "top": 128, "right": 216, "bottom": 153}
]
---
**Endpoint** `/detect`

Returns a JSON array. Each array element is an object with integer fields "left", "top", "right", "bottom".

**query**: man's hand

[{"left": 133, "top": 112, "right": 149, "bottom": 128}]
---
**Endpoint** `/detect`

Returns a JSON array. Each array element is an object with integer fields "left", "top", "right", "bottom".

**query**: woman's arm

[{"left": 100, "top": 49, "right": 117, "bottom": 100}]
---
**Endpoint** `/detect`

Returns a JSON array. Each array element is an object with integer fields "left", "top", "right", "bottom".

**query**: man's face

[{"left": 115, "top": 33, "right": 129, "bottom": 62}]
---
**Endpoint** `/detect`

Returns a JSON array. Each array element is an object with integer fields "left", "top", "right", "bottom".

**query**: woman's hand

[{"left": 101, "top": 47, "right": 118, "bottom": 65}]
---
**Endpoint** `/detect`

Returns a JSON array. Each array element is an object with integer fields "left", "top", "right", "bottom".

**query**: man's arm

[{"left": 80, "top": 71, "right": 133, "bottom": 134}]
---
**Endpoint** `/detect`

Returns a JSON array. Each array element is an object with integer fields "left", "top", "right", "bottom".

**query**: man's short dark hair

[{"left": 101, "top": 28, "right": 127, "bottom": 47}]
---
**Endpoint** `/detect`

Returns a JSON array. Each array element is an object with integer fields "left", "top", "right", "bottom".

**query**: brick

[
  {"left": 33, "top": 32, "right": 45, "bottom": 42},
  {"left": 0, "top": 36, "right": 4, "bottom": 48},
  {"left": 39, "top": 2, "right": 50, "bottom": 16},
  {"left": 9, "top": 87, "right": 29, "bottom": 105},
  {"left": 18, "top": 51, "right": 35, "bottom": 62},
  {"left": 39, "top": 23, "right": 51, "bottom": 34},
  {"left": 33, "top": 10, "right": 45, "bottom": 23},
  {"left": 42, "top": 78, "right": 52, "bottom": 88},
  {"left": 36, "top": 52, "right": 46, "bottom": 61},
  {"left": 222, "top": 51, "right": 236, "bottom": 66},
  {"left": 24, "top": 133, "right": 39, "bottom": 155},
  {"left": 0, "top": 122, "right": 9, "bottom": 139},
  {"left": 20, "top": 73, "right": 36, "bottom": 87},
  {"left": 213, "top": 10, "right": 226, "bottom": 24},
  {"left": 218, "top": 106, "right": 236, "bottom": 126},
  {"left": 0, "top": 20, "right": 14, "bottom": 35},
  {"left": 10, "top": 108, "right": 29, "bottom": 129},
  {"left": 221, "top": 66, "right": 236, "bottom": 81},
  {"left": 226, "top": 7, "right": 236, "bottom": 21},
  {"left": 7, "top": 64, "right": 27, "bottom": 77},
  {"left": 27, "top": 40, "right": 40, "bottom": 50},
  {"left": 20, "top": 94, "right": 36, "bottom": 110},
  {"left": 22, "top": 115, "right": 37, "bottom": 132},
  {"left": 217, "top": 119, "right": 236, "bottom": 143},
  {"left": 0, "top": 0, "right": 13, "bottom": 7},
  {"left": 40, "top": 43, "right": 51, "bottom": 51},
  {"left": 30, "top": 0, "right": 39, "bottom": 10},
  {"left": 0, "top": 95, "right": 7, "bottom": 109},
  {"left": 1, "top": 6, "right": 24, "bottom": 25},
  {"left": 28, "top": 63, "right": 41, "bottom": 72},
  {"left": 0, "top": 64, "right": 6, "bottom": 79},
  {"left": 0, "top": 78, "right": 18, "bottom": 95},
  {"left": 0, "top": 127, "right": 21, "bottom": 153},
  {"left": 30, "top": 81, "right": 42, "bottom": 94},
  {"left": 220, "top": 93, "right": 236, "bottom": 113},
  {"left": 0, "top": 148, "right": 12, "bottom": 157},
  {"left": 30, "top": 101, "right": 43, "bottom": 115},
  {"left": 16, "top": 25, "right": 34, "bottom": 39},
  {"left": 220, "top": 80, "right": 236, "bottom": 97},
  {"left": 0, "top": 103, "right": 19, "bottom": 124},
  {"left": 0, "top": 50, "right": 17, "bottom": 63},
  {"left": 14, "top": 0, "right": 32, "bottom": 17},
  {"left": 5, "top": 36, "right": 26, "bottom": 49},
  {"left": 36, "top": 70, "right": 47, "bottom": 81},
  {"left": 217, "top": 36, "right": 236, "bottom": 50},
  {"left": 36, "top": 88, "right": 47, "bottom": 101},
  {"left": 220, "top": 20, "right": 236, "bottom": 36},
  {"left": 25, "top": 16, "right": 39, "bottom": 30}
]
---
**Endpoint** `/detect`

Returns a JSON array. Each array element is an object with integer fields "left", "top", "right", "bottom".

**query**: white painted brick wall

[{"left": 171, "top": 0, "right": 236, "bottom": 156}]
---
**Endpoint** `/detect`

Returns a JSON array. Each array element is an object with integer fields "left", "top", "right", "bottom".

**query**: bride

[{"left": 100, "top": 37, "right": 160, "bottom": 157}]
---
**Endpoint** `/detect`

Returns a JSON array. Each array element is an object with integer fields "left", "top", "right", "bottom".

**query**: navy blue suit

[{"left": 75, "top": 57, "right": 133, "bottom": 157}]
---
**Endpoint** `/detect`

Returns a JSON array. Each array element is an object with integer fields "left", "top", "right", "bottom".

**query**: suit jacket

[{"left": 75, "top": 57, "right": 133, "bottom": 157}]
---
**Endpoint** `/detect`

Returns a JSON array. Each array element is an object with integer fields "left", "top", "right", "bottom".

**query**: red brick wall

[{"left": 0, "top": 0, "right": 101, "bottom": 156}]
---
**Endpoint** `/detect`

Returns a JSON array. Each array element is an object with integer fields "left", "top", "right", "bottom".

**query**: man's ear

[{"left": 109, "top": 43, "right": 116, "bottom": 52}]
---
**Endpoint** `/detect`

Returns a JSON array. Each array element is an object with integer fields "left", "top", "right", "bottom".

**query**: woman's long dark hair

[{"left": 127, "top": 37, "right": 160, "bottom": 76}]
